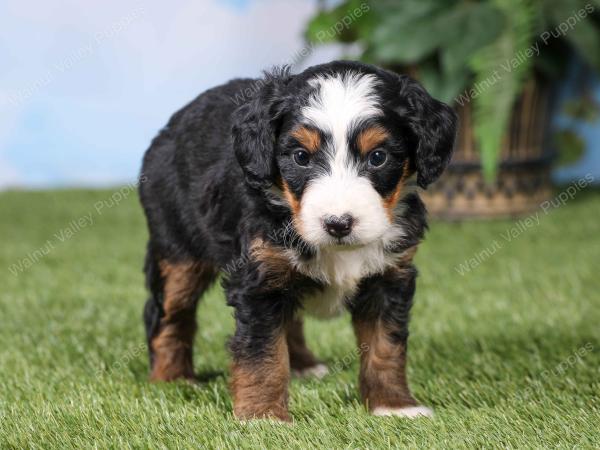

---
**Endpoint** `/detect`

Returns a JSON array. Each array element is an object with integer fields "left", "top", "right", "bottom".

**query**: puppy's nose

[{"left": 323, "top": 214, "right": 354, "bottom": 238}]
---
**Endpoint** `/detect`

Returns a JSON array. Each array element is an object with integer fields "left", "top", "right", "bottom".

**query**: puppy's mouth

[
  {"left": 331, "top": 242, "right": 363, "bottom": 250},
  {"left": 324, "top": 236, "right": 367, "bottom": 251}
]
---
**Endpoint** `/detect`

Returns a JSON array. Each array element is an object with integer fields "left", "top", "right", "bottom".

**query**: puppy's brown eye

[
  {"left": 368, "top": 149, "right": 387, "bottom": 168},
  {"left": 293, "top": 149, "right": 310, "bottom": 167}
]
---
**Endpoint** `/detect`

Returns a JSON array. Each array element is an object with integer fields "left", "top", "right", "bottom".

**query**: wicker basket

[{"left": 421, "top": 80, "right": 554, "bottom": 219}]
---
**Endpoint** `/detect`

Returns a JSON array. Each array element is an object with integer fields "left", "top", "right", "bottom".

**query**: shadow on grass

[{"left": 195, "top": 369, "right": 226, "bottom": 383}]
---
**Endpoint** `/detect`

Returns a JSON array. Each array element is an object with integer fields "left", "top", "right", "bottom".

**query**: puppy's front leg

[
  {"left": 351, "top": 267, "right": 433, "bottom": 418},
  {"left": 228, "top": 293, "right": 291, "bottom": 422}
]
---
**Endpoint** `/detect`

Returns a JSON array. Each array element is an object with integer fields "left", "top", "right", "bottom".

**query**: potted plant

[{"left": 305, "top": 0, "right": 600, "bottom": 218}]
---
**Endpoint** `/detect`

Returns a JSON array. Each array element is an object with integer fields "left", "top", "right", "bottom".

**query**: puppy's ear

[
  {"left": 232, "top": 68, "right": 291, "bottom": 190},
  {"left": 393, "top": 75, "right": 458, "bottom": 189}
]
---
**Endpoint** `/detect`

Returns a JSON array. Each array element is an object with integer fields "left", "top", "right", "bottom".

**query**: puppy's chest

[{"left": 293, "top": 244, "right": 394, "bottom": 319}]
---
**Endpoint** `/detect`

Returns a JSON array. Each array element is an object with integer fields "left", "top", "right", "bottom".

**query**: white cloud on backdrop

[{"left": 0, "top": 0, "right": 342, "bottom": 189}]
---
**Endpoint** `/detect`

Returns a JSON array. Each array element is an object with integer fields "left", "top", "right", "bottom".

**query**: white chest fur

[{"left": 289, "top": 242, "right": 398, "bottom": 319}]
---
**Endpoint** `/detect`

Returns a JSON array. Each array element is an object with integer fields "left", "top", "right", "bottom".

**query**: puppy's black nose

[{"left": 323, "top": 214, "right": 354, "bottom": 238}]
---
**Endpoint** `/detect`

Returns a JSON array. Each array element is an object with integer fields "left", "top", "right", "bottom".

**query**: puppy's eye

[
  {"left": 293, "top": 149, "right": 310, "bottom": 167},
  {"left": 368, "top": 149, "right": 387, "bottom": 168}
]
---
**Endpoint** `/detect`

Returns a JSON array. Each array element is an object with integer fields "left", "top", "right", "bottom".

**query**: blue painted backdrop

[{"left": 1, "top": 0, "right": 599, "bottom": 189}]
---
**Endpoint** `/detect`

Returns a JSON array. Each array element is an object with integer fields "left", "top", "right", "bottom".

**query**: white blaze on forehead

[{"left": 302, "top": 71, "right": 382, "bottom": 166}]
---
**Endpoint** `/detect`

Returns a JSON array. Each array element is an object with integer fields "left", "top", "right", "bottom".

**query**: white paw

[
  {"left": 292, "top": 363, "right": 329, "bottom": 379},
  {"left": 372, "top": 406, "right": 434, "bottom": 418}
]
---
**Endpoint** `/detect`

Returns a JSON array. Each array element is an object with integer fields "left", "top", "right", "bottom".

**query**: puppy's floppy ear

[
  {"left": 393, "top": 74, "right": 458, "bottom": 189},
  {"left": 232, "top": 68, "right": 291, "bottom": 190}
]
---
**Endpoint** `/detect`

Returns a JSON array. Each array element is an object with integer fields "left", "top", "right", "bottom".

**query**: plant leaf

[
  {"left": 305, "top": 0, "right": 374, "bottom": 45},
  {"left": 441, "top": 3, "right": 506, "bottom": 75},
  {"left": 418, "top": 60, "right": 471, "bottom": 103},
  {"left": 370, "top": 1, "right": 461, "bottom": 63},
  {"left": 542, "top": 0, "right": 600, "bottom": 71},
  {"left": 470, "top": 0, "right": 536, "bottom": 182}
]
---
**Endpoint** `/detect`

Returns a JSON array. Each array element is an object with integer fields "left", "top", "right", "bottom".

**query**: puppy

[{"left": 139, "top": 60, "right": 457, "bottom": 421}]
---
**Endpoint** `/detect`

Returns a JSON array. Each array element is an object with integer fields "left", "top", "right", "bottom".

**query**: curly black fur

[{"left": 139, "top": 60, "right": 457, "bottom": 403}]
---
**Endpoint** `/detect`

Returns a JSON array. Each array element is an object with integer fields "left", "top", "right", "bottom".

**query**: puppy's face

[
  {"left": 276, "top": 74, "right": 415, "bottom": 247},
  {"left": 232, "top": 62, "right": 457, "bottom": 249}
]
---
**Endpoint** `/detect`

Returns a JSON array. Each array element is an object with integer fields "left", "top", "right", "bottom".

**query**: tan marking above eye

[
  {"left": 291, "top": 126, "right": 321, "bottom": 153},
  {"left": 357, "top": 126, "right": 390, "bottom": 156}
]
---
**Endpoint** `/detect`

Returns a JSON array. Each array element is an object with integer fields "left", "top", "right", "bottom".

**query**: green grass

[{"left": 0, "top": 187, "right": 599, "bottom": 449}]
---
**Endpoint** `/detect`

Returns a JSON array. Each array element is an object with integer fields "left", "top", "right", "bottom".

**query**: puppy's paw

[
  {"left": 238, "top": 416, "right": 293, "bottom": 425},
  {"left": 235, "top": 409, "right": 292, "bottom": 424},
  {"left": 291, "top": 363, "right": 329, "bottom": 379},
  {"left": 372, "top": 406, "right": 434, "bottom": 418}
]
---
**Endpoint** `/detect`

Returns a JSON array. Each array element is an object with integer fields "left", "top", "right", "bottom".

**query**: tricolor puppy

[{"left": 140, "top": 61, "right": 457, "bottom": 421}]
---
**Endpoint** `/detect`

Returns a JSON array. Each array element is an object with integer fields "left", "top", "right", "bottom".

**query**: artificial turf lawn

[{"left": 0, "top": 187, "right": 598, "bottom": 449}]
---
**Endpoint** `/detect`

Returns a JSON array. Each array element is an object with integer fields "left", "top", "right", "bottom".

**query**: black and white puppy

[{"left": 139, "top": 60, "right": 457, "bottom": 421}]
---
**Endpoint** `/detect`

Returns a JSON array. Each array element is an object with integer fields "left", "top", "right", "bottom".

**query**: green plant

[{"left": 306, "top": 0, "right": 600, "bottom": 180}]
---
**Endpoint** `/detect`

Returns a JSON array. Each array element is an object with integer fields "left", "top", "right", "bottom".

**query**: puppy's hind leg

[
  {"left": 143, "top": 250, "right": 218, "bottom": 381},
  {"left": 287, "top": 317, "right": 328, "bottom": 378}
]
